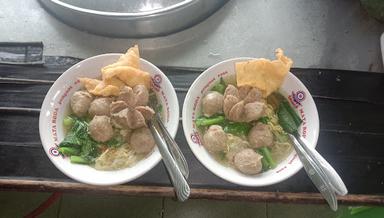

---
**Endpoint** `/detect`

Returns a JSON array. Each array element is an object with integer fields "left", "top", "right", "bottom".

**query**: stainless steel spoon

[
  {"left": 289, "top": 134, "right": 338, "bottom": 211},
  {"left": 295, "top": 135, "right": 348, "bottom": 196},
  {"left": 152, "top": 115, "right": 189, "bottom": 179},
  {"left": 148, "top": 120, "right": 190, "bottom": 202},
  {"left": 149, "top": 99, "right": 189, "bottom": 179}
]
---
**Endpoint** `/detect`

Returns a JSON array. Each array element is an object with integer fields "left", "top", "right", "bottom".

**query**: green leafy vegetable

[
  {"left": 258, "top": 116, "right": 270, "bottom": 124},
  {"left": 211, "top": 77, "right": 227, "bottom": 94},
  {"left": 70, "top": 118, "right": 89, "bottom": 140},
  {"left": 156, "top": 104, "right": 163, "bottom": 114},
  {"left": 80, "top": 141, "right": 99, "bottom": 160},
  {"left": 281, "top": 100, "right": 302, "bottom": 126},
  {"left": 195, "top": 115, "right": 252, "bottom": 136},
  {"left": 70, "top": 156, "right": 91, "bottom": 164},
  {"left": 260, "top": 155, "right": 270, "bottom": 171},
  {"left": 59, "top": 117, "right": 100, "bottom": 164},
  {"left": 195, "top": 115, "right": 226, "bottom": 128},
  {"left": 63, "top": 116, "right": 74, "bottom": 128},
  {"left": 277, "top": 106, "right": 297, "bottom": 134},
  {"left": 258, "top": 147, "right": 276, "bottom": 169},
  {"left": 223, "top": 122, "right": 252, "bottom": 136},
  {"left": 277, "top": 100, "right": 302, "bottom": 134},
  {"left": 59, "top": 131, "right": 81, "bottom": 147},
  {"left": 105, "top": 135, "right": 125, "bottom": 148},
  {"left": 148, "top": 91, "right": 163, "bottom": 114},
  {"left": 59, "top": 147, "right": 80, "bottom": 156}
]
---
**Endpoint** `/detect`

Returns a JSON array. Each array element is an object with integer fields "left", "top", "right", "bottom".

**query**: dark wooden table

[{"left": 0, "top": 56, "right": 383, "bottom": 206}]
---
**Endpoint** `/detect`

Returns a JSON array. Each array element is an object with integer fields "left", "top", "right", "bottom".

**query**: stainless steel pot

[{"left": 38, "top": 0, "right": 229, "bottom": 38}]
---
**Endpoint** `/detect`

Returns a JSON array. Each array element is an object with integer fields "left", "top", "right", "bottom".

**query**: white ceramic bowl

[
  {"left": 39, "top": 54, "right": 179, "bottom": 185},
  {"left": 182, "top": 58, "right": 319, "bottom": 186}
]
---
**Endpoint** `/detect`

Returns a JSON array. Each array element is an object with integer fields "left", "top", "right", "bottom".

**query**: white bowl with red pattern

[
  {"left": 182, "top": 57, "right": 319, "bottom": 186},
  {"left": 39, "top": 54, "right": 179, "bottom": 185}
]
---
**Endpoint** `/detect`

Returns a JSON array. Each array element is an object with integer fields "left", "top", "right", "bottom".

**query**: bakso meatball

[
  {"left": 127, "top": 108, "right": 146, "bottom": 129},
  {"left": 135, "top": 106, "right": 155, "bottom": 120},
  {"left": 203, "top": 125, "right": 227, "bottom": 153},
  {"left": 243, "top": 87, "right": 263, "bottom": 103},
  {"left": 226, "top": 136, "right": 249, "bottom": 164},
  {"left": 70, "top": 91, "right": 93, "bottom": 117},
  {"left": 89, "top": 115, "right": 114, "bottom": 142},
  {"left": 233, "top": 149, "right": 263, "bottom": 175},
  {"left": 111, "top": 106, "right": 147, "bottom": 129},
  {"left": 248, "top": 123, "right": 273, "bottom": 148},
  {"left": 130, "top": 127, "right": 155, "bottom": 154},
  {"left": 244, "top": 102, "right": 265, "bottom": 122},
  {"left": 120, "top": 129, "right": 132, "bottom": 142},
  {"left": 228, "top": 100, "right": 245, "bottom": 122},
  {"left": 133, "top": 85, "right": 149, "bottom": 106},
  {"left": 117, "top": 86, "right": 136, "bottom": 107},
  {"left": 224, "top": 84, "right": 239, "bottom": 99},
  {"left": 202, "top": 91, "right": 224, "bottom": 117},
  {"left": 223, "top": 95, "right": 239, "bottom": 117},
  {"left": 111, "top": 108, "right": 129, "bottom": 129},
  {"left": 88, "top": 98, "right": 112, "bottom": 117},
  {"left": 110, "top": 101, "right": 128, "bottom": 114},
  {"left": 238, "top": 86, "right": 251, "bottom": 99}
]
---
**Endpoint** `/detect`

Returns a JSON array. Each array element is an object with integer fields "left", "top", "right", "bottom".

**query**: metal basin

[{"left": 38, "top": 0, "right": 229, "bottom": 38}]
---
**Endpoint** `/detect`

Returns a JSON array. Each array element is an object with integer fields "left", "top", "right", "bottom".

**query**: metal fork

[
  {"left": 295, "top": 135, "right": 348, "bottom": 196},
  {"left": 149, "top": 99, "right": 189, "bottom": 179},
  {"left": 289, "top": 134, "right": 339, "bottom": 211},
  {"left": 148, "top": 120, "right": 190, "bottom": 201}
]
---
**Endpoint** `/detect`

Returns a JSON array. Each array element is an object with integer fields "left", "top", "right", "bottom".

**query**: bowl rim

[
  {"left": 182, "top": 57, "right": 320, "bottom": 186},
  {"left": 39, "top": 53, "right": 179, "bottom": 185},
  {"left": 46, "top": 0, "right": 194, "bottom": 17}
]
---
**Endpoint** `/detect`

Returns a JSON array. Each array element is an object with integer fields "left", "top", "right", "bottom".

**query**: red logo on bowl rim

[
  {"left": 289, "top": 90, "right": 306, "bottom": 107},
  {"left": 151, "top": 74, "right": 162, "bottom": 92},
  {"left": 288, "top": 90, "right": 308, "bottom": 138},
  {"left": 191, "top": 131, "right": 201, "bottom": 145},
  {"left": 49, "top": 147, "right": 60, "bottom": 157}
]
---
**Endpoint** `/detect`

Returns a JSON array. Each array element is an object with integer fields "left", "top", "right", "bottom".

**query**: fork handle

[
  {"left": 297, "top": 135, "right": 348, "bottom": 196},
  {"left": 148, "top": 120, "right": 190, "bottom": 202},
  {"left": 154, "top": 117, "right": 189, "bottom": 179},
  {"left": 289, "top": 134, "right": 338, "bottom": 211}
]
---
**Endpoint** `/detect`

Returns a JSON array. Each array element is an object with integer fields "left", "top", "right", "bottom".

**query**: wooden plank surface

[
  {"left": 0, "top": 179, "right": 383, "bottom": 206},
  {"left": 0, "top": 56, "right": 383, "bottom": 204}
]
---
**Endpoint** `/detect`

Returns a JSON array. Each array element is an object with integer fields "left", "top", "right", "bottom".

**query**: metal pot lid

[{"left": 39, "top": 0, "right": 229, "bottom": 38}]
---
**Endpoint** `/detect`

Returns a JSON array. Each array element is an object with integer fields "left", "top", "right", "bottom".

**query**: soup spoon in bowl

[
  {"left": 292, "top": 134, "right": 348, "bottom": 196},
  {"left": 148, "top": 119, "right": 190, "bottom": 202},
  {"left": 148, "top": 96, "right": 189, "bottom": 178},
  {"left": 278, "top": 98, "right": 347, "bottom": 210},
  {"left": 288, "top": 133, "right": 347, "bottom": 211}
]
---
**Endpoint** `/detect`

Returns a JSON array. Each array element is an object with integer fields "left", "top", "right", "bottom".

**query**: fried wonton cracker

[
  {"left": 236, "top": 48, "right": 293, "bottom": 96},
  {"left": 79, "top": 78, "right": 120, "bottom": 96},
  {"left": 103, "top": 66, "right": 151, "bottom": 89},
  {"left": 102, "top": 45, "right": 140, "bottom": 73},
  {"left": 81, "top": 45, "right": 151, "bottom": 96}
]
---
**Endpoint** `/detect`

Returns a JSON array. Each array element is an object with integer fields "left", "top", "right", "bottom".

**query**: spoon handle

[
  {"left": 289, "top": 135, "right": 338, "bottom": 211},
  {"left": 154, "top": 116, "right": 189, "bottom": 179},
  {"left": 148, "top": 120, "right": 190, "bottom": 202},
  {"left": 297, "top": 135, "right": 348, "bottom": 196}
]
